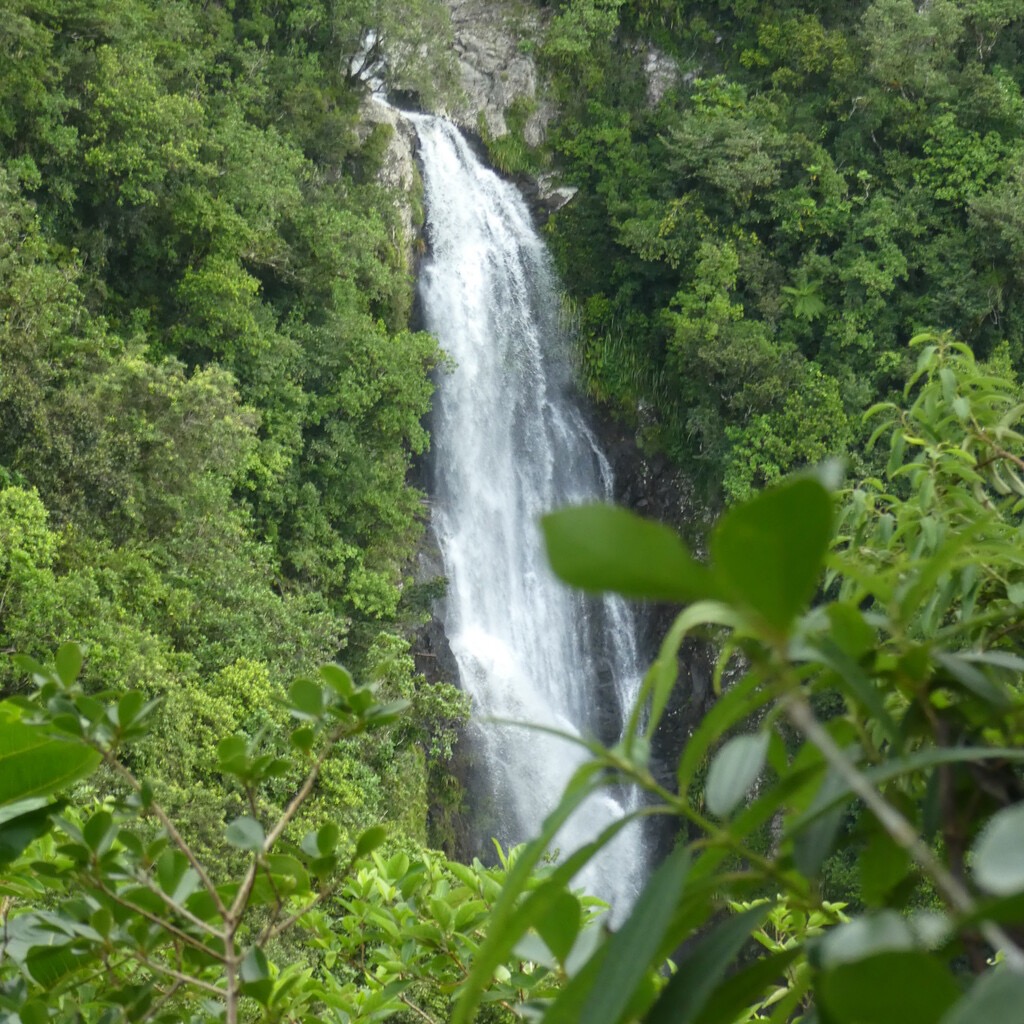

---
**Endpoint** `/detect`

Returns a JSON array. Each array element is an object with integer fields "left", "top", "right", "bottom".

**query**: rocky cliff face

[
  {"left": 359, "top": 99, "right": 421, "bottom": 274},
  {"left": 441, "top": 0, "right": 552, "bottom": 144}
]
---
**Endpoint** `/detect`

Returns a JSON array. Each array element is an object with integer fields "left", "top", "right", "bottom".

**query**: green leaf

[
  {"left": 636, "top": 600, "right": 743, "bottom": 744},
  {"left": 799, "top": 636, "right": 899, "bottom": 743},
  {"left": 578, "top": 844, "right": 692, "bottom": 1024},
  {"left": 705, "top": 733, "right": 769, "bottom": 817},
  {"left": 363, "top": 699, "right": 412, "bottom": 727},
  {"left": 940, "top": 967, "right": 1024, "bottom": 1024},
  {"left": 0, "top": 713, "right": 100, "bottom": 805},
  {"left": 355, "top": 824, "right": 387, "bottom": 857},
  {"left": 710, "top": 477, "right": 832, "bottom": 632},
  {"left": 306, "top": 823, "right": 337, "bottom": 858},
  {"left": 693, "top": 947, "right": 802, "bottom": 1024},
  {"left": 646, "top": 904, "right": 773, "bottom": 1024},
  {"left": 319, "top": 663, "right": 354, "bottom": 700},
  {"left": 290, "top": 726, "right": 315, "bottom": 753},
  {"left": 217, "top": 735, "right": 249, "bottom": 770},
  {"left": 0, "top": 800, "right": 61, "bottom": 866},
  {"left": 240, "top": 946, "right": 273, "bottom": 1005},
  {"left": 82, "top": 810, "right": 116, "bottom": 855},
  {"left": 817, "top": 911, "right": 916, "bottom": 967},
  {"left": 54, "top": 643, "right": 84, "bottom": 687},
  {"left": 288, "top": 678, "right": 323, "bottom": 718},
  {"left": 789, "top": 747, "right": 1024, "bottom": 836},
  {"left": 26, "top": 943, "right": 88, "bottom": 987},
  {"left": 817, "top": 951, "right": 960, "bottom": 1023},
  {"left": 535, "top": 891, "right": 581, "bottom": 965},
  {"left": 542, "top": 503, "right": 713, "bottom": 602},
  {"left": 792, "top": 766, "right": 848, "bottom": 878},
  {"left": 973, "top": 804, "right": 1024, "bottom": 896},
  {"left": 860, "top": 830, "right": 911, "bottom": 906},
  {"left": 677, "top": 671, "right": 771, "bottom": 791},
  {"left": 450, "top": 763, "right": 611, "bottom": 1024},
  {"left": 225, "top": 816, "right": 265, "bottom": 851}
]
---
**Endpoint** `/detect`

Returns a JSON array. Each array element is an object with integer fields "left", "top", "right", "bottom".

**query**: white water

[{"left": 410, "top": 114, "right": 647, "bottom": 913}]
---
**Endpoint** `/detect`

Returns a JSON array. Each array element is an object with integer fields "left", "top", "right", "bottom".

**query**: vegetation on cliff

[
  {"left": 0, "top": 2, "right": 477, "bottom": 1011},
  {"left": 533, "top": 0, "right": 1024, "bottom": 502}
]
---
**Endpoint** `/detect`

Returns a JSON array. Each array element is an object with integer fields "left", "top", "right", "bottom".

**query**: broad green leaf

[
  {"left": 973, "top": 804, "right": 1024, "bottom": 896},
  {"left": 314, "top": 821, "right": 340, "bottom": 856},
  {"left": 541, "top": 503, "right": 712, "bottom": 602},
  {"left": 0, "top": 800, "right": 61, "bottom": 866},
  {"left": 548, "top": 843, "right": 692, "bottom": 1024},
  {"left": 817, "top": 951, "right": 960, "bottom": 1023},
  {"left": 792, "top": 767, "right": 848, "bottom": 879},
  {"left": 450, "top": 763, "right": 614, "bottom": 1024},
  {"left": 705, "top": 733, "right": 769, "bottom": 818},
  {"left": 319, "top": 663, "right": 354, "bottom": 700},
  {"left": 290, "top": 726, "right": 315, "bottom": 753},
  {"left": 646, "top": 904, "right": 773, "bottom": 1024},
  {"left": 355, "top": 824, "right": 387, "bottom": 857},
  {"left": 240, "top": 946, "right": 273, "bottom": 1005},
  {"left": 693, "top": 947, "right": 802, "bottom": 1024},
  {"left": 577, "top": 844, "right": 692, "bottom": 1024},
  {"left": 225, "top": 816, "right": 265, "bottom": 851},
  {"left": 859, "top": 830, "right": 911, "bottom": 906},
  {"left": 634, "top": 600, "right": 742, "bottom": 744},
  {"left": 534, "top": 890, "right": 581, "bottom": 964},
  {"left": 82, "top": 810, "right": 115, "bottom": 855},
  {"left": 710, "top": 477, "right": 832, "bottom": 632},
  {"left": 288, "top": 678, "right": 324, "bottom": 718},
  {"left": 817, "top": 911, "right": 916, "bottom": 968},
  {"left": 363, "top": 698, "right": 412, "bottom": 727},
  {"left": 677, "top": 671, "right": 771, "bottom": 791},
  {"left": 788, "top": 747, "right": 1024, "bottom": 836},
  {"left": 217, "top": 735, "right": 249, "bottom": 770},
  {"left": 940, "top": 967, "right": 1024, "bottom": 1024},
  {"left": 54, "top": 643, "right": 84, "bottom": 687},
  {"left": 796, "top": 635, "right": 899, "bottom": 743},
  {"left": 0, "top": 714, "right": 100, "bottom": 805},
  {"left": 26, "top": 943, "right": 89, "bottom": 987},
  {"left": 113, "top": 690, "right": 147, "bottom": 729}
]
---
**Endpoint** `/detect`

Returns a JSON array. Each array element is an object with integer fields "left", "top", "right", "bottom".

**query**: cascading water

[{"left": 410, "top": 113, "right": 647, "bottom": 913}]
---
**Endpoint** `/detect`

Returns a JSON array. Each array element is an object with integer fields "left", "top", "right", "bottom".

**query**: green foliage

[
  {"left": 0, "top": 0, "right": 464, "bottom": 883},
  {"left": 538, "top": 0, "right": 1024, "bottom": 497},
  {"left": 0, "top": 649, "right": 553, "bottom": 1022},
  {"left": 477, "top": 98, "right": 546, "bottom": 177}
]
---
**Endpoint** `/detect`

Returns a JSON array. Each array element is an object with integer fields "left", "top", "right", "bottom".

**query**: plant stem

[{"left": 784, "top": 693, "right": 1024, "bottom": 972}]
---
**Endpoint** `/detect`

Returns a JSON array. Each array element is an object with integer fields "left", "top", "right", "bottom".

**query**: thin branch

[
  {"left": 102, "top": 753, "right": 228, "bottom": 920},
  {"left": 92, "top": 879, "right": 226, "bottom": 960},
  {"left": 228, "top": 724, "right": 347, "bottom": 923},
  {"left": 784, "top": 693, "right": 1024, "bottom": 972},
  {"left": 398, "top": 992, "right": 442, "bottom": 1024},
  {"left": 129, "top": 951, "right": 225, "bottom": 999},
  {"left": 127, "top": 871, "right": 224, "bottom": 938},
  {"left": 138, "top": 980, "right": 184, "bottom": 1024}
]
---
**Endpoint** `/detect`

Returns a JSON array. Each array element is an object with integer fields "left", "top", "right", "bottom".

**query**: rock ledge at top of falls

[{"left": 441, "top": 0, "right": 554, "bottom": 145}]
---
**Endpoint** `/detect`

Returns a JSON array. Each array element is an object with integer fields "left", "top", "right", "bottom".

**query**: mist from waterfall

[{"left": 410, "top": 113, "right": 647, "bottom": 913}]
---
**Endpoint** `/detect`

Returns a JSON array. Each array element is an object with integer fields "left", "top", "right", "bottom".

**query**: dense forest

[
  {"left": 3, "top": 0, "right": 1024, "bottom": 1022},
  {"left": 530, "top": 0, "right": 1024, "bottom": 502}
]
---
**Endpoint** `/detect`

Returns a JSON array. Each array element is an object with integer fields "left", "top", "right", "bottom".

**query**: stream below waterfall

[{"left": 409, "top": 112, "right": 647, "bottom": 914}]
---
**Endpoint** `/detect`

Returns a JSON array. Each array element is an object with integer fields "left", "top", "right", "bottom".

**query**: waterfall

[{"left": 410, "top": 114, "right": 647, "bottom": 913}]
